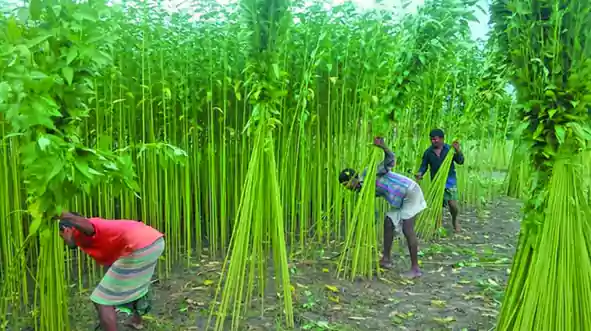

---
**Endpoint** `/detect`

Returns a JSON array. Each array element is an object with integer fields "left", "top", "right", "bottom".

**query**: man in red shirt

[{"left": 58, "top": 212, "right": 165, "bottom": 331}]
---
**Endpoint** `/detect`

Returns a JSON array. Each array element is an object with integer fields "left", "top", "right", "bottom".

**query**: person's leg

[
  {"left": 129, "top": 311, "right": 143, "bottom": 330},
  {"left": 93, "top": 265, "right": 118, "bottom": 331},
  {"left": 95, "top": 303, "right": 118, "bottom": 331},
  {"left": 127, "top": 290, "right": 153, "bottom": 330},
  {"left": 124, "top": 238, "right": 164, "bottom": 329},
  {"left": 448, "top": 200, "right": 460, "bottom": 232},
  {"left": 380, "top": 215, "right": 395, "bottom": 269},
  {"left": 93, "top": 239, "right": 164, "bottom": 331},
  {"left": 446, "top": 186, "right": 460, "bottom": 232},
  {"left": 401, "top": 217, "right": 422, "bottom": 278}
]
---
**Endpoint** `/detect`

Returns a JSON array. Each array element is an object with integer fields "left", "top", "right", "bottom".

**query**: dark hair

[
  {"left": 58, "top": 212, "right": 83, "bottom": 231},
  {"left": 429, "top": 128, "right": 445, "bottom": 138},
  {"left": 339, "top": 168, "right": 357, "bottom": 184},
  {"left": 59, "top": 220, "right": 74, "bottom": 231}
]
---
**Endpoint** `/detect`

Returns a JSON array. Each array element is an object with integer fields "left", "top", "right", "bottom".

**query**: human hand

[
  {"left": 452, "top": 140, "right": 461, "bottom": 152},
  {"left": 374, "top": 137, "right": 385, "bottom": 148}
]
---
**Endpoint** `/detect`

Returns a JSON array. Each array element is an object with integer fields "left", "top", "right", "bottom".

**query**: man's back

[
  {"left": 73, "top": 218, "right": 163, "bottom": 265},
  {"left": 375, "top": 171, "right": 415, "bottom": 208}
]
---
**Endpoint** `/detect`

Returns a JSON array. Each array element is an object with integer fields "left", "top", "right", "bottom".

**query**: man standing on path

[{"left": 415, "top": 128, "right": 465, "bottom": 232}]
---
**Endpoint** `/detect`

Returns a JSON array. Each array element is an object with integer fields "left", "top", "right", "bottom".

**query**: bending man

[
  {"left": 58, "top": 212, "right": 165, "bottom": 331},
  {"left": 339, "top": 137, "right": 427, "bottom": 278}
]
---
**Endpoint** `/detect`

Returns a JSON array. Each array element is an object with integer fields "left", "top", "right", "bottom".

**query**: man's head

[
  {"left": 59, "top": 216, "right": 81, "bottom": 249},
  {"left": 339, "top": 168, "right": 361, "bottom": 191},
  {"left": 59, "top": 222, "right": 77, "bottom": 248},
  {"left": 429, "top": 128, "right": 445, "bottom": 148}
]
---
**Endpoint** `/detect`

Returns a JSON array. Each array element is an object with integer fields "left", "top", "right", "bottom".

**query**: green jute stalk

[
  {"left": 208, "top": 121, "right": 293, "bottom": 331},
  {"left": 497, "top": 156, "right": 591, "bottom": 330},
  {"left": 415, "top": 148, "right": 454, "bottom": 240},
  {"left": 337, "top": 147, "right": 382, "bottom": 280}
]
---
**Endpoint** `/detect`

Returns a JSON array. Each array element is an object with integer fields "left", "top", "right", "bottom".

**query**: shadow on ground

[{"left": 69, "top": 197, "right": 522, "bottom": 331}]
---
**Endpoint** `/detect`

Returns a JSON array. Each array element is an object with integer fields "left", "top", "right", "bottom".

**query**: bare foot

[
  {"left": 126, "top": 315, "right": 144, "bottom": 330},
  {"left": 379, "top": 258, "right": 393, "bottom": 269},
  {"left": 400, "top": 269, "right": 422, "bottom": 279},
  {"left": 454, "top": 226, "right": 461, "bottom": 233},
  {"left": 125, "top": 322, "right": 144, "bottom": 330}
]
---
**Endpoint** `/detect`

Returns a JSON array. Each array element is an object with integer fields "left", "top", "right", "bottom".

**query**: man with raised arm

[{"left": 416, "top": 128, "right": 465, "bottom": 232}]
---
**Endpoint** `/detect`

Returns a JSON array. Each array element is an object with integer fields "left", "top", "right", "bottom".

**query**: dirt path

[{"left": 69, "top": 197, "right": 522, "bottom": 331}]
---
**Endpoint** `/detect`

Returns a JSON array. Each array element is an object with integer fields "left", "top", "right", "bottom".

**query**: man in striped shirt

[{"left": 339, "top": 138, "right": 427, "bottom": 278}]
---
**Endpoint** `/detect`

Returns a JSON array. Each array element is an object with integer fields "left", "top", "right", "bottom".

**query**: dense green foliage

[
  {"left": 0, "top": 0, "right": 517, "bottom": 329},
  {"left": 491, "top": 0, "right": 591, "bottom": 329}
]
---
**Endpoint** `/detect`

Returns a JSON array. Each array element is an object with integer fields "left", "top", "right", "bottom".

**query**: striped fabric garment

[
  {"left": 90, "top": 237, "right": 165, "bottom": 306},
  {"left": 375, "top": 172, "right": 414, "bottom": 208}
]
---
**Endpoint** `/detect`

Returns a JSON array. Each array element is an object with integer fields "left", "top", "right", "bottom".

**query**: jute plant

[
  {"left": 207, "top": 118, "right": 293, "bottom": 331},
  {"left": 208, "top": 0, "right": 293, "bottom": 327},
  {"left": 492, "top": 0, "right": 591, "bottom": 329},
  {"left": 337, "top": 147, "right": 382, "bottom": 280},
  {"left": 415, "top": 149, "right": 454, "bottom": 240}
]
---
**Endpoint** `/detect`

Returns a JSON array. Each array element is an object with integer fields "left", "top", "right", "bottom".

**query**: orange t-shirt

[{"left": 73, "top": 218, "right": 163, "bottom": 266}]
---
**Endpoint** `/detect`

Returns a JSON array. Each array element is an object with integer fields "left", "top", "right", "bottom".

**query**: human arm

[
  {"left": 374, "top": 137, "right": 395, "bottom": 176},
  {"left": 60, "top": 212, "right": 95, "bottom": 236},
  {"left": 452, "top": 141, "right": 465, "bottom": 165},
  {"left": 416, "top": 151, "right": 429, "bottom": 180}
]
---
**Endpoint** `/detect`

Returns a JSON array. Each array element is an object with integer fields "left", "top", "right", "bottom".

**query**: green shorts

[{"left": 443, "top": 186, "right": 458, "bottom": 206}]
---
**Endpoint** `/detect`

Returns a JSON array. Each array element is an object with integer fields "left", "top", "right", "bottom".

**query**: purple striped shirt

[
  {"left": 360, "top": 147, "right": 414, "bottom": 208},
  {"left": 375, "top": 172, "right": 414, "bottom": 208}
]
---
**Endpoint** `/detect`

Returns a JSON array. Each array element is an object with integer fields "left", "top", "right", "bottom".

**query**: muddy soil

[{"left": 68, "top": 197, "right": 521, "bottom": 331}]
